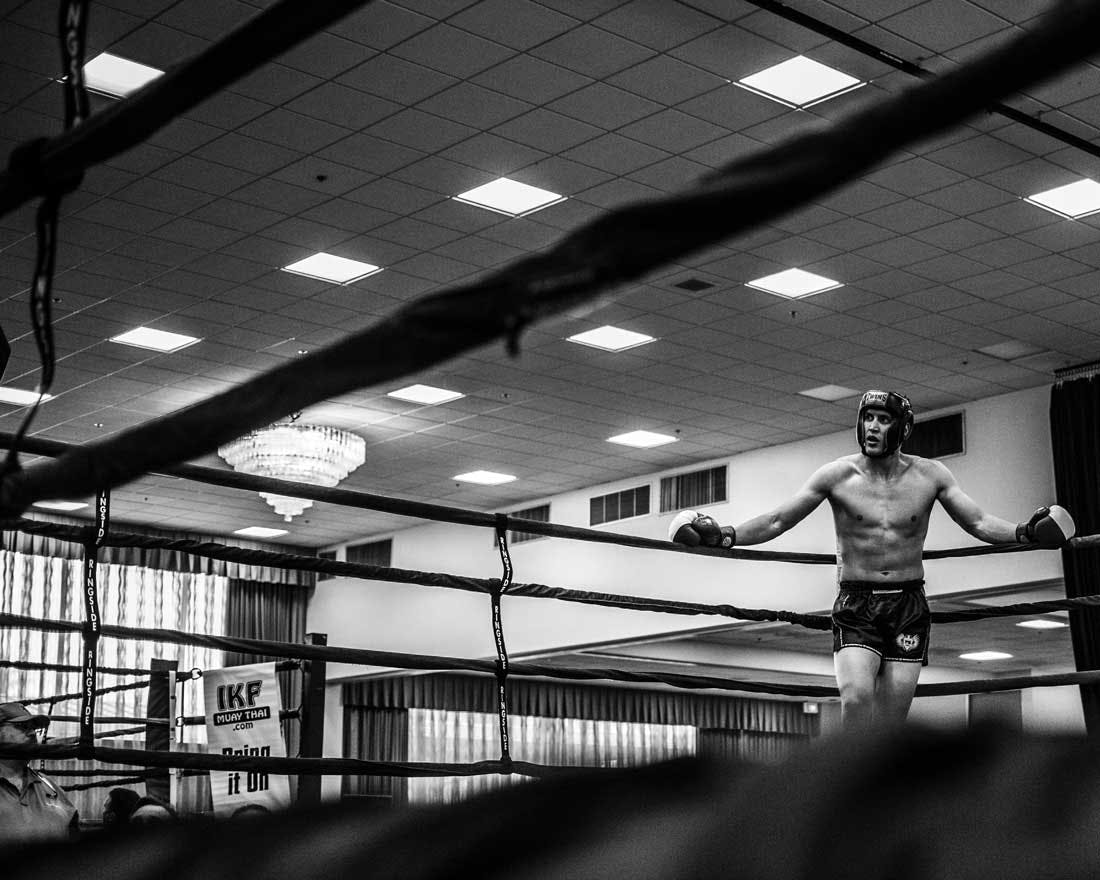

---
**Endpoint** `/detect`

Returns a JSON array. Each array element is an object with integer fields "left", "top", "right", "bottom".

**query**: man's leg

[
  {"left": 874, "top": 660, "right": 922, "bottom": 728},
  {"left": 834, "top": 647, "right": 880, "bottom": 731}
]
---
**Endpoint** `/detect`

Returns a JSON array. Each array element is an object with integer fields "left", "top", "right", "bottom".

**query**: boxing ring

[{"left": 2, "top": 0, "right": 1100, "bottom": 837}]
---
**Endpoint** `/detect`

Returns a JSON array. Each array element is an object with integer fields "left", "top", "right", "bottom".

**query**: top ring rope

[
  {"left": 5, "top": 434, "right": 1100, "bottom": 563},
  {"left": 1, "top": 2, "right": 1100, "bottom": 514}
]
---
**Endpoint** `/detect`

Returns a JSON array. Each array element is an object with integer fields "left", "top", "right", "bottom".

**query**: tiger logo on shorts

[{"left": 896, "top": 633, "right": 920, "bottom": 653}]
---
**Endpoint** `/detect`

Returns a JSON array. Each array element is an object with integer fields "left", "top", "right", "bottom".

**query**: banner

[{"left": 202, "top": 662, "right": 291, "bottom": 817}]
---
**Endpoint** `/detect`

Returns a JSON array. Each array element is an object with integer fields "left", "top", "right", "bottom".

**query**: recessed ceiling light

[
  {"left": 453, "top": 178, "right": 565, "bottom": 216},
  {"left": 568, "top": 326, "right": 656, "bottom": 352},
  {"left": 608, "top": 430, "right": 678, "bottom": 448},
  {"left": 454, "top": 470, "right": 516, "bottom": 485},
  {"left": 110, "top": 327, "right": 200, "bottom": 353},
  {"left": 1015, "top": 619, "right": 1068, "bottom": 629},
  {"left": 737, "top": 56, "right": 864, "bottom": 108},
  {"left": 33, "top": 501, "right": 87, "bottom": 511},
  {"left": 746, "top": 268, "right": 842, "bottom": 298},
  {"left": 83, "top": 52, "right": 163, "bottom": 98},
  {"left": 282, "top": 253, "right": 382, "bottom": 284},
  {"left": 234, "top": 526, "right": 288, "bottom": 539},
  {"left": 977, "top": 340, "right": 1046, "bottom": 361},
  {"left": 798, "top": 384, "right": 860, "bottom": 402},
  {"left": 1025, "top": 179, "right": 1100, "bottom": 219},
  {"left": 0, "top": 387, "right": 52, "bottom": 406},
  {"left": 388, "top": 384, "right": 465, "bottom": 405},
  {"left": 959, "top": 651, "right": 1013, "bottom": 661}
]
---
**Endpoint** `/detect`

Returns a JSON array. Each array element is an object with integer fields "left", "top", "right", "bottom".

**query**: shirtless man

[{"left": 669, "top": 390, "right": 1075, "bottom": 730}]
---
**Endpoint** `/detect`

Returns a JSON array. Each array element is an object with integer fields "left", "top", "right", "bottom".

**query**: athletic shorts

[{"left": 831, "top": 580, "right": 930, "bottom": 665}]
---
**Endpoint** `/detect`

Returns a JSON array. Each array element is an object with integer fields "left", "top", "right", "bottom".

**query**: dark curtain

[
  {"left": 224, "top": 579, "right": 312, "bottom": 757},
  {"left": 341, "top": 673, "right": 818, "bottom": 801},
  {"left": 343, "top": 708, "right": 408, "bottom": 806},
  {"left": 345, "top": 673, "right": 818, "bottom": 734},
  {"left": 1050, "top": 377, "right": 1100, "bottom": 735},
  {"left": 697, "top": 728, "right": 808, "bottom": 764}
]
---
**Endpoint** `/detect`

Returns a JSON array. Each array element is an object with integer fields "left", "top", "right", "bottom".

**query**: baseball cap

[{"left": 0, "top": 702, "right": 49, "bottom": 727}]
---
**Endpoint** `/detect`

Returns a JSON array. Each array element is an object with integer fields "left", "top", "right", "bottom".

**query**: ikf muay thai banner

[{"left": 202, "top": 662, "right": 291, "bottom": 817}]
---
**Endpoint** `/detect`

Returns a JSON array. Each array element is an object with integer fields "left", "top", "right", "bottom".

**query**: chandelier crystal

[{"left": 218, "top": 423, "right": 366, "bottom": 522}]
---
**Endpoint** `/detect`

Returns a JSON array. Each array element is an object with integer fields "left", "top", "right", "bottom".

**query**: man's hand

[
  {"left": 668, "top": 511, "right": 735, "bottom": 548},
  {"left": 1016, "top": 505, "right": 1076, "bottom": 547}
]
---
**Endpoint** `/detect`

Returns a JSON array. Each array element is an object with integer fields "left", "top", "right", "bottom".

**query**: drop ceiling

[{"left": 1, "top": 0, "right": 1099, "bottom": 549}]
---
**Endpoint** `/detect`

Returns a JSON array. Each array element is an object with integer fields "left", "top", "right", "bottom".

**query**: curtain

[
  {"left": 0, "top": 549, "right": 227, "bottom": 821},
  {"left": 405, "top": 709, "right": 697, "bottom": 806},
  {"left": 223, "top": 579, "right": 311, "bottom": 759},
  {"left": 697, "top": 728, "right": 807, "bottom": 764},
  {"left": 343, "top": 707, "right": 408, "bottom": 805},
  {"left": 0, "top": 514, "right": 314, "bottom": 585},
  {"left": 344, "top": 674, "right": 817, "bottom": 806},
  {"left": 1050, "top": 377, "right": 1100, "bottom": 735}
]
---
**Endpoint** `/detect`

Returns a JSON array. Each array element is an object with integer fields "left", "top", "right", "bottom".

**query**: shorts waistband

[{"left": 839, "top": 579, "right": 925, "bottom": 593}]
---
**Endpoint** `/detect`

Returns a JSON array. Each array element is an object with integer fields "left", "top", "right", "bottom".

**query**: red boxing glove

[
  {"left": 668, "top": 512, "right": 736, "bottom": 548},
  {"left": 1016, "top": 505, "right": 1075, "bottom": 547}
]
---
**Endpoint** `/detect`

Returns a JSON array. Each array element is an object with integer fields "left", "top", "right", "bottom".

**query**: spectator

[{"left": 0, "top": 701, "right": 78, "bottom": 843}]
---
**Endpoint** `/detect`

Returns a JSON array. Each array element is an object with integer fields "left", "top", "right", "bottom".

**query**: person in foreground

[
  {"left": 669, "top": 389, "right": 1076, "bottom": 730},
  {"left": 0, "top": 701, "right": 78, "bottom": 843}
]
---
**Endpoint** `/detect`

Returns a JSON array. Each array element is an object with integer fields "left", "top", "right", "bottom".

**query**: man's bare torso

[{"left": 824, "top": 453, "right": 943, "bottom": 583}]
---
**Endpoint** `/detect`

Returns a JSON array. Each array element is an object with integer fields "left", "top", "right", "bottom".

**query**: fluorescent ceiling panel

[
  {"left": 454, "top": 178, "right": 565, "bottom": 216},
  {"left": 454, "top": 470, "right": 516, "bottom": 485},
  {"left": 568, "top": 326, "right": 656, "bottom": 352},
  {"left": 0, "top": 387, "right": 52, "bottom": 405},
  {"left": 746, "top": 268, "right": 842, "bottom": 298},
  {"left": 110, "top": 327, "right": 200, "bottom": 352},
  {"left": 234, "top": 526, "right": 289, "bottom": 538},
  {"left": 1015, "top": 619, "right": 1067, "bottom": 629},
  {"left": 83, "top": 52, "right": 163, "bottom": 98},
  {"left": 33, "top": 501, "right": 87, "bottom": 511},
  {"left": 1025, "top": 179, "right": 1100, "bottom": 219},
  {"left": 738, "top": 56, "right": 863, "bottom": 108},
  {"left": 977, "top": 340, "right": 1046, "bottom": 360},
  {"left": 282, "top": 253, "right": 382, "bottom": 284},
  {"left": 798, "top": 384, "right": 859, "bottom": 402},
  {"left": 388, "top": 384, "right": 465, "bottom": 405},
  {"left": 607, "top": 430, "right": 678, "bottom": 448},
  {"left": 958, "top": 651, "right": 1013, "bottom": 661}
]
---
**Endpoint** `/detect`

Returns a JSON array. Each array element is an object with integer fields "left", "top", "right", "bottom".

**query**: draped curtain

[
  {"left": 0, "top": 549, "right": 228, "bottom": 822},
  {"left": 224, "top": 578, "right": 311, "bottom": 758},
  {"left": 1050, "top": 376, "right": 1100, "bottom": 735},
  {"left": 344, "top": 674, "right": 817, "bottom": 806},
  {"left": 405, "top": 709, "right": 697, "bottom": 806}
]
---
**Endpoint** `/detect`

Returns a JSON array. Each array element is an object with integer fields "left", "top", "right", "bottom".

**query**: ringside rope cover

[
  {"left": 492, "top": 514, "right": 514, "bottom": 767},
  {"left": 77, "top": 489, "right": 107, "bottom": 756},
  {"left": 4, "top": 2, "right": 1100, "bottom": 514}
]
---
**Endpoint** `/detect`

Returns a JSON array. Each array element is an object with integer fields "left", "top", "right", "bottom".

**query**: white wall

[{"left": 307, "top": 385, "right": 1080, "bottom": 760}]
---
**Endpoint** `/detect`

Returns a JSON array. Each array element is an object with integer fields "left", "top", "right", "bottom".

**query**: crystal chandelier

[{"left": 217, "top": 423, "right": 366, "bottom": 522}]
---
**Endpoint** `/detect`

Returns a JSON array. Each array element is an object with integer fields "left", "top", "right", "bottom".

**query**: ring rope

[
  {"left": 20, "top": 677, "right": 152, "bottom": 706},
  {"left": 6, "top": 610, "right": 1098, "bottom": 701},
  {"left": 3, "top": 517, "right": 1095, "bottom": 630},
  {"left": 3, "top": 3, "right": 1100, "bottom": 516},
  {"left": 0, "top": 659, "right": 149, "bottom": 676}
]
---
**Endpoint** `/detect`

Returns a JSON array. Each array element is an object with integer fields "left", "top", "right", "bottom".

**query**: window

[
  {"left": 902, "top": 412, "right": 964, "bottom": 459},
  {"left": 590, "top": 485, "right": 650, "bottom": 526},
  {"left": 659, "top": 466, "right": 727, "bottom": 512},
  {"left": 495, "top": 504, "right": 550, "bottom": 546},
  {"left": 346, "top": 539, "right": 393, "bottom": 567}
]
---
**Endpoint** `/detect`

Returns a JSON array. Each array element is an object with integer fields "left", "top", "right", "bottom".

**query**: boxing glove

[
  {"left": 668, "top": 510, "right": 702, "bottom": 546},
  {"left": 668, "top": 511, "right": 736, "bottom": 548},
  {"left": 1016, "top": 505, "right": 1075, "bottom": 547}
]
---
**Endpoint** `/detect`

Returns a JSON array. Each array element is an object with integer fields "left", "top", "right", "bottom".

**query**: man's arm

[
  {"left": 730, "top": 462, "right": 836, "bottom": 546},
  {"left": 934, "top": 461, "right": 1074, "bottom": 546}
]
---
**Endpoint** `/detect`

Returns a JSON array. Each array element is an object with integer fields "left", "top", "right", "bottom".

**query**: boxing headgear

[{"left": 856, "top": 390, "right": 913, "bottom": 457}]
